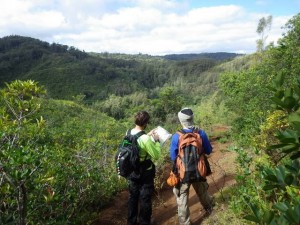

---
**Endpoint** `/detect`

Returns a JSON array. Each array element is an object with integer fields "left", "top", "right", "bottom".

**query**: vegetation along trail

[{"left": 93, "top": 125, "right": 237, "bottom": 225}]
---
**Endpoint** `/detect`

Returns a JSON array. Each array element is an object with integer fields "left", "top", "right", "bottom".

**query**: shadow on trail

[
  {"left": 152, "top": 172, "right": 236, "bottom": 225},
  {"left": 93, "top": 164, "right": 236, "bottom": 225}
]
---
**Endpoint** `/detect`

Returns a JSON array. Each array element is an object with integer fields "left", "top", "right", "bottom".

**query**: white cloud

[
  {"left": 185, "top": 5, "right": 245, "bottom": 24},
  {"left": 268, "top": 16, "right": 290, "bottom": 42},
  {"left": 0, "top": 0, "right": 294, "bottom": 55},
  {"left": 133, "top": 0, "right": 178, "bottom": 8}
]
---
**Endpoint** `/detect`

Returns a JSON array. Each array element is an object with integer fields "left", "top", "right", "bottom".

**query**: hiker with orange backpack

[{"left": 170, "top": 108, "right": 214, "bottom": 225}]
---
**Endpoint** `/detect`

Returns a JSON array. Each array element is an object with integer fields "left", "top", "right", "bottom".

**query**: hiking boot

[
  {"left": 205, "top": 195, "right": 216, "bottom": 216},
  {"left": 211, "top": 196, "right": 216, "bottom": 207},
  {"left": 205, "top": 207, "right": 213, "bottom": 216},
  {"left": 138, "top": 218, "right": 157, "bottom": 225},
  {"left": 150, "top": 217, "right": 157, "bottom": 225},
  {"left": 204, "top": 200, "right": 215, "bottom": 216}
]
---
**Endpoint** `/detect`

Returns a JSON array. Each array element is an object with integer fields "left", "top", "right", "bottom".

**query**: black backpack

[{"left": 115, "top": 130, "right": 145, "bottom": 179}]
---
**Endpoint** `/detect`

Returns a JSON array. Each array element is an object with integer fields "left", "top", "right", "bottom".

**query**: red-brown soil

[{"left": 93, "top": 125, "right": 237, "bottom": 225}]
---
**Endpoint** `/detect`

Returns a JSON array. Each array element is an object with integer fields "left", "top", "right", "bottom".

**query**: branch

[{"left": 4, "top": 98, "right": 19, "bottom": 120}]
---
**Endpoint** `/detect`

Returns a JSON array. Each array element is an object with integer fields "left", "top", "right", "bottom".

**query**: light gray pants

[{"left": 173, "top": 181, "right": 212, "bottom": 225}]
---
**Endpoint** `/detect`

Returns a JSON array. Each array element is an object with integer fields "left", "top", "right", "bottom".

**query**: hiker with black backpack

[
  {"left": 117, "top": 110, "right": 161, "bottom": 225},
  {"left": 170, "top": 108, "right": 214, "bottom": 225}
]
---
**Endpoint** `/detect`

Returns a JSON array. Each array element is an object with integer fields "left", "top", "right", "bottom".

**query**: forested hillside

[
  {"left": 0, "top": 35, "right": 241, "bottom": 101},
  {"left": 1, "top": 13, "right": 299, "bottom": 225}
]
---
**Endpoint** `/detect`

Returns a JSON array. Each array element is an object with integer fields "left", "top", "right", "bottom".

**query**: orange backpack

[{"left": 175, "top": 128, "right": 208, "bottom": 183}]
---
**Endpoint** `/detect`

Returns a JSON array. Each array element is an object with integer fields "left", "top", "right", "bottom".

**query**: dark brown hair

[{"left": 134, "top": 111, "right": 150, "bottom": 127}]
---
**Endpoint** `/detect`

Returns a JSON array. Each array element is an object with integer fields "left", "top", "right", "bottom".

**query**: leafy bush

[
  {"left": 225, "top": 14, "right": 300, "bottom": 225},
  {"left": 0, "top": 80, "right": 129, "bottom": 224},
  {"left": 237, "top": 76, "right": 300, "bottom": 225}
]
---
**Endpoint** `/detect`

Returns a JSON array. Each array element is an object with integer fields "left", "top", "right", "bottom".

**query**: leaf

[
  {"left": 294, "top": 85, "right": 300, "bottom": 97},
  {"left": 289, "top": 112, "right": 300, "bottom": 131},
  {"left": 276, "top": 90, "right": 285, "bottom": 99},
  {"left": 285, "top": 164, "right": 298, "bottom": 173},
  {"left": 282, "top": 144, "right": 299, "bottom": 153},
  {"left": 21, "top": 169, "right": 30, "bottom": 178},
  {"left": 285, "top": 207, "right": 300, "bottom": 224},
  {"left": 265, "top": 173, "right": 278, "bottom": 182},
  {"left": 270, "top": 97, "right": 285, "bottom": 107},
  {"left": 267, "top": 85, "right": 278, "bottom": 92},
  {"left": 250, "top": 203, "right": 261, "bottom": 219},
  {"left": 284, "top": 174, "right": 294, "bottom": 185},
  {"left": 276, "top": 130, "right": 296, "bottom": 140},
  {"left": 244, "top": 215, "right": 261, "bottom": 223},
  {"left": 262, "top": 210, "right": 275, "bottom": 223},
  {"left": 268, "top": 143, "right": 288, "bottom": 150},
  {"left": 284, "top": 87, "right": 293, "bottom": 98},
  {"left": 274, "top": 202, "right": 288, "bottom": 212},
  {"left": 263, "top": 184, "right": 278, "bottom": 190},
  {"left": 275, "top": 166, "right": 286, "bottom": 183},
  {"left": 289, "top": 112, "right": 300, "bottom": 121},
  {"left": 275, "top": 73, "right": 284, "bottom": 87},
  {"left": 290, "top": 121, "right": 300, "bottom": 132},
  {"left": 283, "top": 96, "right": 296, "bottom": 109},
  {"left": 290, "top": 151, "right": 300, "bottom": 160}
]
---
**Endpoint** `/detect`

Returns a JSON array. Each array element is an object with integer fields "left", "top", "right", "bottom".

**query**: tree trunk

[{"left": 18, "top": 182, "right": 27, "bottom": 225}]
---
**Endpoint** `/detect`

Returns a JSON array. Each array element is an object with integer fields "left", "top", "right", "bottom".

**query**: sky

[{"left": 1, "top": 0, "right": 299, "bottom": 56}]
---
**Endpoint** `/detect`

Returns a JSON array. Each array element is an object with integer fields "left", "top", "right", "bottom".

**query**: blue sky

[
  {"left": 1, "top": 0, "right": 299, "bottom": 55},
  {"left": 188, "top": 0, "right": 299, "bottom": 16}
]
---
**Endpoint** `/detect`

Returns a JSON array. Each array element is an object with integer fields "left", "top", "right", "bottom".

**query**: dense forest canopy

[{"left": 0, "top": 35, "right": 241, "bottom": 101}]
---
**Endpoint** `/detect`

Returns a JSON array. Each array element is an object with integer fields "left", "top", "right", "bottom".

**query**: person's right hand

[
  {"left": 148, "top": 129, "right": 159, "bottom": 142},
  {"left": 152, "top": 131, "right": 159, "bottom": 142}
]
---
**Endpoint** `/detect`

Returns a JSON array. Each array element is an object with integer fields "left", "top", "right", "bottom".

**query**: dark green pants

[{"left": 127, "top": 167, "right": 155, "bottom": 225}]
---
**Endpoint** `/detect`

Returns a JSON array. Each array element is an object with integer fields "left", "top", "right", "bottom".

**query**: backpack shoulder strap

[
  {"left": 177, "top": 127, "right": 202, "bottom": 151},
  {"left": 126, "top": 130, "right": 145, "bottom": 138},
  {"left": 129, "top": 130, "right": 146, "bottom": 145},
  {"left": 135, "top": 130, "right": 145, "bottom": 138},
  {"left": 193, "top": 128, "right": 202, "bottom": 140},
  {"left": 177, "top": 128, "right": 199, "bottom": 134},
  {"left": 177, "top": 129, "right": 186, "bottom": 135}
]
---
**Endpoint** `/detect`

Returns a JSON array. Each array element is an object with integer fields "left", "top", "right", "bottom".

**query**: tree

[
  {"left": 151, "top": 86, "right": 183, "bottom": 122},
  {"left": 256, "top": 15, "right": 273, "bottom": 52},
  {"left": 0, "top": 80, "right": 46, "bottom": 225},
  {"left": 0, "top": 80, "right": 128, "bottom": 224}
]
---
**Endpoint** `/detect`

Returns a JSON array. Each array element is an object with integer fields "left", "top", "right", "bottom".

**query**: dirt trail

[{"left": 93, "top": 126, "right": 237, "bottom": 225}]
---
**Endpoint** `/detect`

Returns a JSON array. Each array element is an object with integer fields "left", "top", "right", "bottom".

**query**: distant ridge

[
  {"left": 0, "top": 35, "right": 245, "bottom": 101},
  {"left": 163, "top": 52, "right": 244, "bottom": 61}
]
